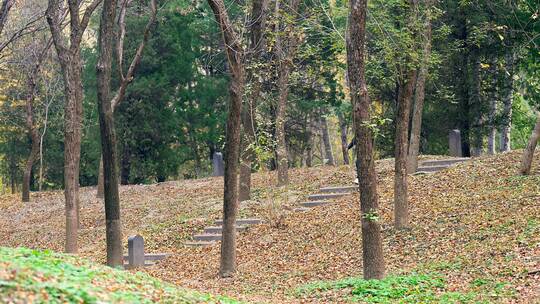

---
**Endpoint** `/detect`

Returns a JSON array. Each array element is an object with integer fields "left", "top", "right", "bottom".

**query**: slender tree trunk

[
  {"left": 39, "top": 97, "right": 52, "bottom": 191},
  {"left": 22, "top": 69, "right": 41, "bottom": 202},
  {"left": 347, "top": 0, "right": 385, "bottom": 280},
  {"left": 207, "top": 0, "right": 245, "bottom": 278},
  {"left": 97, "top": 156, "right": 104, "bottom": 198},
  {"left": 338, "top": 111, "right": 350, "bottom": 165},
  {"left": 320, "top": 114, "right": 335, "bottom": 166},
  {"left": 97, "top": 0, "right": 123, "bottom": 267},
  {"left": 500, "top": 50, "right": 515, "bottom": 152},
  {"left": 394, "top": 70, "right": 416, "bottom": 229},
  {"left": 305, "top": 114, "right": 314, "bottom": 167},
  {"left": 407, "top": 0, "right": 432, "bottom": 173},
  {"left": 470, "top": 50, "right": 483, "bottom": 156},
  {"left": 519, "top": 112, "right": 540, "bottom": 175},
  {"left": 275, "top": 0, "right": 300, "bottom": 186},
  {"left": 487, "top": 63, "right": 497, "bottom": 155},
  {"left": 0, "top": 0, "right": 13, "bottom": 37}
]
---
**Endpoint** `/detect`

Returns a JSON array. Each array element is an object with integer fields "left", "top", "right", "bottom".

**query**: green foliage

[
  {"left": 0, "top": 247, "right": 239, "bottom": 303},
  {"left": 296, "top": 273, "right": 481, "bottom": 303}
]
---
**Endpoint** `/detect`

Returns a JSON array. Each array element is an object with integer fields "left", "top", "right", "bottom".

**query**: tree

[
  {"left": 96, "top": 0, "right": 157, "bottom": 266},
  {"left": 22, "top": 39, "right": 52, "bottom": 202},
  {"left": 207, "top": 0, "right": 245, "bottom": 278},
  {"left": 407, "top": 0, "right": 433, "bottom": 173},
  {"left": 46, "top": 0, "right": 101, "bottom": 253},
  {"left": 346, "top": 0, "right": 385, "bottom": 279},
  {"left": 275, "top": 0, "right": 300, "bottom": 186},
  {"left": 239, "top": 0, "right": 269, "bottom": 202}
]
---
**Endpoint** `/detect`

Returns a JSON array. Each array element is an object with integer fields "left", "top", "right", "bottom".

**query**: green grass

[
  {"left": 295, "top": 273, "right": 484, "bottom": 303},
  {"left": 0, "top": 247, "right": 239, "bottom": 303}
]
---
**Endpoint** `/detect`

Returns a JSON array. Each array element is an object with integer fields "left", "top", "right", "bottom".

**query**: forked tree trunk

[
  {"left": 407, "top": 0, "right": 432, "bottom": 173},
  {"left": 519, "top": 112, "right": 540, "bottom": 175},
  {"left": 207, "top": 0, "right": 245, "bottom": 278},
  {"left": 347, "top": 0, "right": 385, "bottom": 280},
  {"left": 239, "top": 0, "right": 268, "bottom": 202},
  {"left": 500, "top": 50, "right": 515, "bottom": 152},
  {"left": 320, "top": 115, "right": 335, "bottom": 166},
  {"left": 338, "top": 111, "right": 350, "bottom": 165},
  {"left": 47, "top": 0, "right": 101, "bottom": 254}
]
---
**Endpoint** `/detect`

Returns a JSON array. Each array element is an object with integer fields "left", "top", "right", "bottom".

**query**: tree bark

[
  {"left": 96, "top": 0, "right": 124, "bottom": 267},
  {"left": 305, "top": 114, "right": 315, "bottom": 167},
  {"left": 47, "top": 0, "right": 101, "bottom": 254},
  {"left": 347, "top": 0, "right": 385, "bottom": 280},
  {"left": 407, "top": 0, "right": 432, "bottom": 173},
  {"left": 500, "top": 50, "right": 515, "bottom": 152},
  {"left": 470, "top": 50, "right": 483, "bottom": 156},
  {"left": 487, "top": 62, "right": 497, "bottom": 155},
  {"left": 239, "top": 0, "right": 269, "bottom": 202},
  {"left": 0, "top": 0, "right": 13, "bottom": 37},
  {"left": 320, "top": 114, "right": 336, "bottom": 166},
  {"left": 22, "top": 41, "right": 51, "bottom": 202},
  {"left": 97, "top": 156, "right": 104, "bottom": 198},
  {"left": 394, "top": 69, "right": 417, "bottom": 229},
  {"left": 455, "top": 6, "right": 471, "bottom": 157},
  {"left": 338, "top": 111, "right": 350, "bottom": 165},
  {"left": 275, "top": 0, "right": 300, "bottom": 186},
  {"left": 519, "top": 112, "right": 540, "bottom": 175},
  {"left": 207, "top": 0, "right": 245, "bottom": 278}
]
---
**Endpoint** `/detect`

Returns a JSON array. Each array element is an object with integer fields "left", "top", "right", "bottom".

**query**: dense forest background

[{"left": 0, "top": 0, "right": 538, "bottom": 192}]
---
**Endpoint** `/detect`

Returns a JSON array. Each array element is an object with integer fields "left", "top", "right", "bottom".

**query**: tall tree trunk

[
  {"left": 394, "top": 0, "right": 418, "bottom": 229},
  {"left": 347, "top": 0, "right": 385, "bottom": 280},
  {"left": 275, "top": 0, "right": 300, "bottom": 186},
  {"left": 97, "top": 0, "right": 123, "bottom": 267},
  {"left": 22, "top": 61, "right": 43, "bottom": 202},
  {"left": 207, "top": 0, "right": 245, "bottom": 278},
  {"left": 320, "top": 114, "right": 335, "bottom": 166},
  {"left": 0, "top": 0, "right": 13, "bottom": 37},
  {"left": 487, "top": 63, "right": 497, "bottom": 155},
  {"left": 455, "top": 5, "right": 471, "bottom": 157},
  {"left": 394, "top": 70, "right": 417, "bottom": 229},
  {"left": 470, "top": 49, "right": 483, "bottom": 156},
  {"left": 47, "top": 0, "right": 101, "bottom": 254},
  {"left": 39, "top": 96, "right": 52, "bottom": 191},
  {"left": 407, "top": 0, "right": 432, "bottom": 173},
  {"left": 338, "top": 111, "right": 350, "bottom": 165},
  {"left": 500, "top": 50, "right": 515, "bottom": 152},
  {"left": 239, "top": 0, "right": 268, "bottom": 202},
  {"left": 519, "top": 112, "right": 540, "bottom": 175}
]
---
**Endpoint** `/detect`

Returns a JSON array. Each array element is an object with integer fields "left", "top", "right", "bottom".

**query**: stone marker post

[
  {"left": 128, "top": 235, "right": 145, "bottom": 268},
  {"left": 212, "top": 152, "right": 225, "bottom": 177},
  {"left": 449, "top": 129, "right": 462, "bottom": 157}
]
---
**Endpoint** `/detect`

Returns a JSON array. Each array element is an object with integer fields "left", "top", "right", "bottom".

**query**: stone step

[
  {"left": 193, "top": 233, "right": 222, "bottom": 242},
  {"left": 124, "top": 260, "right": 155, "bottom": 269},
  {"left": 203, "top": 225, "right": 248, "bottom": 234},
  {"left": 319, "top": 185, "right": 358, "bottom": 193},
  {"left": 301, "top": 201, "right": 331, "bottom": 208},
  {"left": 184, "top": 241, "right": 216, "bottom": 247},
  {"left": 416, "top": 165, "right": 449, "bottom": 173},
  {"left": 308, "top": 193, "right": 348, "bottom": 201},
  {"left": 420, "top": 158, "right": 469, "bottom": 167},
  {"left": 293, "top": 207, "right": 310, "bottom": 212},
  {"left": 122, "top": 253, "right": 170, "bottom": 262},
  {"left": 214, "top": 218, "right": 263, "bottom": 226}
]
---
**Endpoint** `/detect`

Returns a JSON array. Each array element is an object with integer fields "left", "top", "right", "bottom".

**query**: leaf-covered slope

[{"left": 0, "top": 246, "right": 237, "bottom": 303}]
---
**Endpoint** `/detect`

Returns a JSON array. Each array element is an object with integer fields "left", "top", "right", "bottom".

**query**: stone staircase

[
  {"left": 185, "top": 218, "right": 264, "bottom": 247},
  {"left": 295, "top": 185, "right": 358, "bottom": 211},
  {"left": 415, "top": 158, "right": 469, "bottom": 174}
]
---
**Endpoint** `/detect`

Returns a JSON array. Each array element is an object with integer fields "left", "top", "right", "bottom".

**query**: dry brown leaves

[{"left": 1, "top": 153, "right": 540, "bottom": 303}]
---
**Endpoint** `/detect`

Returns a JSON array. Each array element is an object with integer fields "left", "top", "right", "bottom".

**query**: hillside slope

[{"left": 1, "top": 152, "right": 540, "bottom": 303}]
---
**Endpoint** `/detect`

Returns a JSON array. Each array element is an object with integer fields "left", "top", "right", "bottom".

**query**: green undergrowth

[
  {"left": 295, "top": 272, "right": 514, "bottom": 303},
  {"left": 0, "top": 247, "right": 238, "bottom": 304}
]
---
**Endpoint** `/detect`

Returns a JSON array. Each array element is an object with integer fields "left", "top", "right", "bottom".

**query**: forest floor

[{"left": 1, "top": 151, "right": 540, "bottom": 303}]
